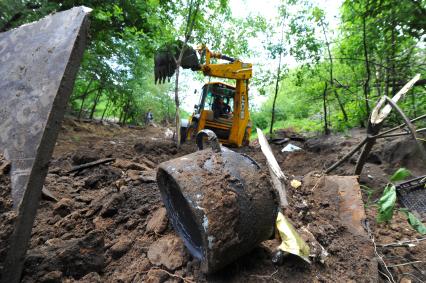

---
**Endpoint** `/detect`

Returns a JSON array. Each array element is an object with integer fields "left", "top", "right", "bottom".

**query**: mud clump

[
  {"left": 52, "top": 198, "right": 74, "bottom": 217},
  {"left": 201, "top": 184, "right": 240, "bottom": 253},
  {"left": 25, "top": 230, "right": 105, "bottom": 279},
  {"left": 146, "top": 207, "right": 168, "bottom": 234},
  {"left": 99, "top": 192, "right": 125, "bottom": 218},
  {"left": 147, "top": 234, "right": 189, "bottom": 270},
  {"left": 82, "top": 166, "right": 122, "bottom": 190},
  {"left": 372, "top": 136, "right": 426, "bottom": 175},
  {"left": 71, "top": 150, "right": 101, "bottom": 165},
  {"left": 109, "top": 236, "right": 132, "bottom": 259}
]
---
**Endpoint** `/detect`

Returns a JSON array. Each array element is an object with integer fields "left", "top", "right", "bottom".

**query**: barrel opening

[{"left": 157, "top": 168, "right": 204, "bottom": 260}]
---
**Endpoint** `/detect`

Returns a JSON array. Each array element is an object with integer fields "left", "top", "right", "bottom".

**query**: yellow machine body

[{"left": 184, "top": 46, "right": 253, "bottom": 147}]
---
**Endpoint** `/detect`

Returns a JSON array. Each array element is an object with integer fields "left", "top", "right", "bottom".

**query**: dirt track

[{"left": 1, "top": 119, "right": 425, "bottom": 282}]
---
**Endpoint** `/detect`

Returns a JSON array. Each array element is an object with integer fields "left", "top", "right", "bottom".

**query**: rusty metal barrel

[{"left": 156, "top": 130, "right": 278, "bottom": 273}]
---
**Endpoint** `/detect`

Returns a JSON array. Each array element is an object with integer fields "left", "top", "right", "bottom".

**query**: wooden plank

[
  {"left": 257, "top": 128, "right": 288, "bottom": 208},
  {"left": 325, "top": 176, "right": 367, "bottom": 236}
]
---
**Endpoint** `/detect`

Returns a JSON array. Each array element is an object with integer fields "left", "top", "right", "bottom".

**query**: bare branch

[{"left": 325, "top": 137, "right": 368, "bottom": 174}]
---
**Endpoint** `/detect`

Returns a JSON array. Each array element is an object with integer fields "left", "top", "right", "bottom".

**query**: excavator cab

[
  {"left": 184, "top": 81, "right": 251, "bottom": 147},
  {"left": 189, "top": 82, "right": 235, "bottom": 140},
  {"left": 155, "top": 44, "right": 252, "bottom": 147}
]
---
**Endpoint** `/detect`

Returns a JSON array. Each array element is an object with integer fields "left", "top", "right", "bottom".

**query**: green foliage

[
  {"left": 400, "top": 209, "right": 426, "bottom": 235},
  {"left": 376, "top": 184, "right": 397, "bottom": 223},
  {"left": 1, "top": 0, "right": 257, "bottom": 125},
  {"left": 377, "top": 168, "right": 411, "bottom": 223},
  {"left": 252, "top": 0, "right": 426, "bottom": 134},
  {"left": 2, "top": 0, "right": 425, "bottom": 131},
  {"left": 390, "top": 168, "right": 411, "bottom": 182},
  {"left": 375, "top": 168, "right": 426, "bottom": 235},
  {"left": 251, "top": 111, "right": 270, "bottom": 130}
]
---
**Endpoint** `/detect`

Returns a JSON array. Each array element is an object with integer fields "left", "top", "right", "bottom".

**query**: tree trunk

[
  {"left": 174, "top": 0, "right": 200, "bottom": 148},
  {"left": 78, "top": 78, "right": 95, "bottom": 119},
  {"left": 356, "top": 75, "right": 420, "bottom": 175},
  {"left": 89, "top": 88, "right": 103, "bottom": 120},
  {"left": 174, "top": 67, "right": 181, "bottom": 146},
  {"left": 118, "top": 107, "right": 124, "bottom": 124},
  {"left": 327, "top": 97, "right": 331, "bottom": 128},
  {"left": 333, "top": 89, "right": 348, "bottom": 121},
  {"left": 321, "top": 19, "right": 348, "bottom": 122},
  {"left": 269, "top": 43, "right": 283, "bottom": 136},
  {"left": 167, "top": 102, "right": 170, "bottom": 124},
  {"left": 101, "top": 99, "right": 111, "bottom": 121},
  {"left": 122, "top": 99, "right": 130, "bottom": 125},
  {"left": 355, "top": 125, "right": 380, "bottom": 175},
  {"left": 375, "top": 62, "right": 382, "bottom": 97},
  {"left": 390, "top": 21, "right": 397, "bottom": 96},
  {"left": 322, "top": 82, "right": 330, "bottom": 135},
  {"left": 362, "top": 6, "right": 371, "bottom": 116}
]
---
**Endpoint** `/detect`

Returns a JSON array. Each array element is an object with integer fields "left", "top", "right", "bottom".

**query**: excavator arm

[
  {"left": 154, "top": 44, "right": 252, "bottom": 83},
  {"left": 197, "top": 45, "right": 252, "bottom": 80}
]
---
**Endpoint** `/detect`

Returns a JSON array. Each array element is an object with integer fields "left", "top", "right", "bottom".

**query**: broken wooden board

[
  {"left": 0, "top": 7, "right": 91, "bottom": 283},
  {"left": 325, "top": 176, "right": 367, "bottom": 236},
  {"left": 257, "top": 128, "right": 288, "bottom": 208}
]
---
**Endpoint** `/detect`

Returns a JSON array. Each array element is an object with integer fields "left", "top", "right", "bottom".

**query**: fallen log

[
  {"left": 324, "top": 74, "right": 424, "bottom": 175},
  {"left": 67, "top": 158, "right": 115, "bottom": 173},
  {"left": 355, "top": 74, "right": 422, "bottom": 175}
]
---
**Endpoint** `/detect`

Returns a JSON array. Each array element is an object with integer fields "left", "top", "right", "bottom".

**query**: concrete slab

[{"left": 0, "top": 7, "right": 91, "bottom": 283}]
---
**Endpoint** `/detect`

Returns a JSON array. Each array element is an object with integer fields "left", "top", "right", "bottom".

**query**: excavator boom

[{"left": 154, "top": 44, "right": 252, "bottom": 83}]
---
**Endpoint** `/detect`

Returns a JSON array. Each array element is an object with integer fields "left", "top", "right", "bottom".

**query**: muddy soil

[
  {"left": 0, "top": 154, "right": 16, "bottom": 278},
  {"left": 1, "top": 119, "right": 425, "bottom": 282}
]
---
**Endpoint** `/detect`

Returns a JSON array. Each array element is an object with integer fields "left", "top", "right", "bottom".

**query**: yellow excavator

[{"left": 155, "top": 44, "right": 253, "bottom": 147}]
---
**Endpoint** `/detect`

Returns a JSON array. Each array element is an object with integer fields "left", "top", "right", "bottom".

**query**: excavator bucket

[
  {"left": 154, "top": 51, "right": 176, "bottom": 84},
  {"left": 154, "top": 42, "right": 200, "bottom": 84},
  {"left": 156, "top": 130, "right": 277, "bottom": 273}
]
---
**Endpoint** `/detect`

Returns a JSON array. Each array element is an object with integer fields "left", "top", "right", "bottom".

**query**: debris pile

[{"left": 0, "top": 118, "right": 424, "bottom": 282}]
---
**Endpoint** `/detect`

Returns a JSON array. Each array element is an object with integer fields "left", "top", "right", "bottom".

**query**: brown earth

[
  {"left": 0, "top": 119, "right": 425, "bottom": 282},
  {"left": 0, "top": 154, "right": 16, "bottom": 278}
]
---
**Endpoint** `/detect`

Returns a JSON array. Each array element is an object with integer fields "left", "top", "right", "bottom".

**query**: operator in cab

[
  {"left": 212, "top": 96, "right": 231, "bottom": 119},
  {"left": 212, "top": 96, "right": 224, "bottom": 118}
]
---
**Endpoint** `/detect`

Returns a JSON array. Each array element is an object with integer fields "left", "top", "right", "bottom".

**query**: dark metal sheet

[
  {"left": 0, "top": 7, "right": 90, "bottom": 283},
  {"left": 396, "top": 175, "right": 426, "bottom": 220}
]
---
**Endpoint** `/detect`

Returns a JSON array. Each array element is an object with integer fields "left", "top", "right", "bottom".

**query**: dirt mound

[
  {"left": 372, "top": 137, "right": 426, "bottom": 176},
  {"left": 365, "top": 206, "right": 426, "bottom": 282},
  {"left": 285, "top": 173, "right": 378, "bottom": 282},
  {"left": 1, "top": 120, "right": 423, "bottom": 282}
]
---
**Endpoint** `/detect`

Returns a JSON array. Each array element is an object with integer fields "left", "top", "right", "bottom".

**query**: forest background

[{"left": 1, "top": 0, "right": 425, "bottom": 135}]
